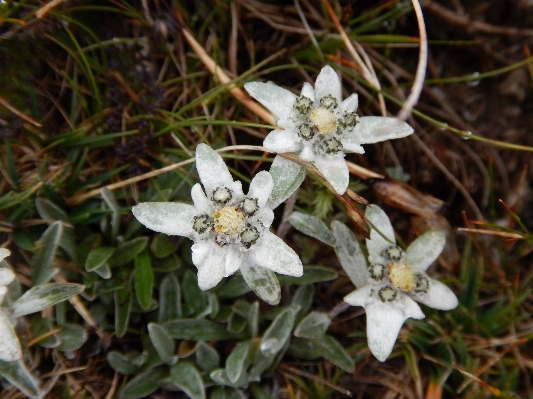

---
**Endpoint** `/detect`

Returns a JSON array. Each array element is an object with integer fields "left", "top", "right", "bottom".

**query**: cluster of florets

[
  {"left": 192, "top": 186, "right": 261, "bottom": 249},
  {"left": 368, "top": 246, "right": 430, "bottom": 304},
  {"left": 293, "top": 94, "right": 360, "bottom": 156}
]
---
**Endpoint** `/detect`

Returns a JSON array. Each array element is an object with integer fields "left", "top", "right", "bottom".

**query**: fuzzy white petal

[
  {"left": 225, "top": 247, "right": 244, "bottom": 277},
  {"left": 405, "top": 230, "right": 446, "bottom": 272},
  {"left": 133, "top": 202, "right": 196, "bottom": 237},
  {"left": 301, "top": 82, "right": 315, "bottom": 101},
  {"left": 344, "top": 285, "right": 372, "bottom": 307},
  {"left": 341, "top": 93, "right": 358, "bottom": 113},
  {"left": 0, "top": 268, "right": 15, "bottom": 286},
  {"left": 192, "top": 241, "right": 226, "bottom": 290},
  {"left": 255, "top": 208, "right": 275, "bottom": 228},
  {"left": 250, "top": 231, "right": 303, "bottom": 276},
  {"left": 366, "top": 295, "right": 424, "bottom": 362},
  {"left": 313, "top": 154, "right": 349, "bottom": 195},
  {"left": 355, "top": 117, "right": 414, "bottom": 144},
  {"left": 365, "top": 205, "right": 396, "bottom": 264},
  {"left": 0, "top": 286, "right": 7, "bottom": 303},
  {"left": 244, "top": 82, "right": 297, "bottom": 121},
  {"left": 263, "top": 129, "right": 302, "bottom": 153},
  {"left": 341, "top": 139, "right": 365, "bottom": 154},
  {"left": 196, "top": 143, "right": 236, "bottom": 198},
  {"left": 314, "top": 65, "right": 341, "bottom": 102},
  {"left": 191, "top": 183, "right": 211, "bottom": 213},
  {"left": 0, "top": 248, "right": 10, "bottom": 264},
  {"left": 413, "top": 277, "right": 458, "bottom": 310},
  {"left": 299, "top": 145, "right": 315, "bottom": 162},
  {"left": 248, "top": 171, "right": 274, "bottom": 209}
]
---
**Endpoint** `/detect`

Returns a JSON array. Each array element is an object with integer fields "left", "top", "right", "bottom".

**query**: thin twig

[
  {"left": 320, "top": 0, "right": 386, "bottom": 115},
  {"left": 0, "top": 96, "right": 42, "bottom": 127},
  {"left": 179, "top": 25, "right": 275, "bottom": 125},
  {"left": 395, "top": 0, "right": 427, "bottom": 123}
]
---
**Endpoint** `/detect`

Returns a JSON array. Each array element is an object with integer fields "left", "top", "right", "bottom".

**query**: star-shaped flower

[
  {"left": 133, "top": 144, "right": 303, "bottom": 303},
  {"left": 341, "top": 205, "right": 458, "bottom": 362},
  {"left": 245, "top": 65, "right": 414, "bottom": 195}
]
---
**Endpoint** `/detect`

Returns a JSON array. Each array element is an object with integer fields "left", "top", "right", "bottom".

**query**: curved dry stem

[{"left": 396, "top": 0, "right": 428, "bottom": 123}]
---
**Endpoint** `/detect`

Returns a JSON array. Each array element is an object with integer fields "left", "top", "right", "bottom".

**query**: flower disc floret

[
  {"left": 369, "top": 263, "right": 385, "bottom": 281},
  {"left": 382, "top": 246, "right": 403, "bottom": 262},
  {"left": 414, "top": 274, "right": 429, "bottom": 293},
  {"left": 294, "top": 96, "right": 313, "bottom": 114},
  {"left": 192, "top": 214, "right": 214, "bottom": 234},
  {"left": 212, "top": 187, "right": 232, "bottom": 204},
  {"left": 388, "top": 262, "right": 415, "bottom": 291},
  {"left": 310, "top": 107, "right": 337, "bottom": 134},
  {"left": 213, "top": 206, "right": 245, "bottom": 235},
  {"left": 314, "top": 137, "right": 343, "bottom": 155},
  {"left": 378, "top": 286, "right": 397, "bottom": 302},
  {"left": 320, "top": 94, "right": 338, "bottom": 110},
  {"left": 239, "top": 198, "right": 259, "bottom": 217},
  {"left": 240, "top": 224, "right": 260, "bottom": 249},
  {"left": 297, "top": 123, "right": 315, "bottom": 140}
]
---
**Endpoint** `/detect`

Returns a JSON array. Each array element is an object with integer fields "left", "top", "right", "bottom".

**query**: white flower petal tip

[
  {"left": 263, "top": 129, "right": 302, "bottom": 153},
  {"left": 314, "top": 156, "right": 349, "bottom": 195},
  {"left": 365, "top": 205, "right": 395, "bottom": 264},
  {"left": 0, "top": 268, "right": 16, "bottom": 286},
  {"left": 195, "top": 144, "right": 235, "bottom": 197},
  {"left": 193, "top": 242, "right": 226, "bottom": 290},
  {"left": 342, "top": 93, "right": 358, "bottom": 113},
  {"left": 133, "top": 202, "right": 197, "bottom": 237},
  {"left": 405, "top": 230, "right": 446, "bottom": 272},
  {"left": 356, "top": 117, "right": 414, "bottom": 145},
  {"left": 315, "top": 65, "right": 341, "bottom": 102},
  {"left": 251, "top": 231, "right": 303, "bottom": 277},
  {"left": 0, "top": 248, "right": 10, "bottom": 263},
  {"left": 244, "top": 81, "right": 297, "bottom": 121},
  {"left": 416, "top": 277, "right": 459, "bottom": 311}
]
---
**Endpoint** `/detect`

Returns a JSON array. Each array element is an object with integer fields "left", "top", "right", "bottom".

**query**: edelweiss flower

[
  {"left": 343, "top": 205, "right": 458, "bottom": 362},
  {"left": 133, "top": 144, "right": 302, "bottom": 299},
  {"left": 245, "top": 65, "right": 414, "bottom": 195}
]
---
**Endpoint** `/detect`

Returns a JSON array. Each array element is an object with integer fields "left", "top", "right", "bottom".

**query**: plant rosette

[
  {"left": 133, "top": 144, "right": 303, "bottom": 304},
  {"left": 342, "top": 205, "right": 458, "bottom": 361},
  {"left": 245, "top": 65, "right": 414, "bottom": 195}
]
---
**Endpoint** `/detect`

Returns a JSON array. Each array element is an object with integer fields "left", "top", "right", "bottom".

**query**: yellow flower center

[
  {"left": 213, "top": 206, "right": 245, "bottom": 235},
  {"left": 310, "top": 108, "right": 337, "bottom": 134},
  {"left": 388, "top": 262, "right": 415, "bottom": 291}
]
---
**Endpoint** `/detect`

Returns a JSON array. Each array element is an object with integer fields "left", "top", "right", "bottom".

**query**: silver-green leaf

[
  {"left": 31, "top": 221, "right": 63, "bottom": 285},
  {"left": 267, "top": 155, "right": 306, "bottom": 210},
  {"left": 11, "top": 283, "right": 84, "bottom": 318},
  {"left": 148, "top": 323, "right": 177, "bottom": 365},
  {"left": 169, "top": 362, "right": 205, "bottom": 399},
  {"left": 0, "top": 359, "right": 42, "bottom": 399},
  {"left": 226, "top": 341, "right": 250, "bottom": 383},
  {"left": 294, "top": 311, "right": 330, "bottom": 339},
  {"left": 0, "top": 310, "right": 22, "bottom": 361},
  {"left": 331, "top": 220, "right": 368, "bottom": 288},
  {"left": 288, "top": 212, "right": 336, "bottom": 246},
  {"left": 240, "top": 264, "right": 280, "bottom": 305}
]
